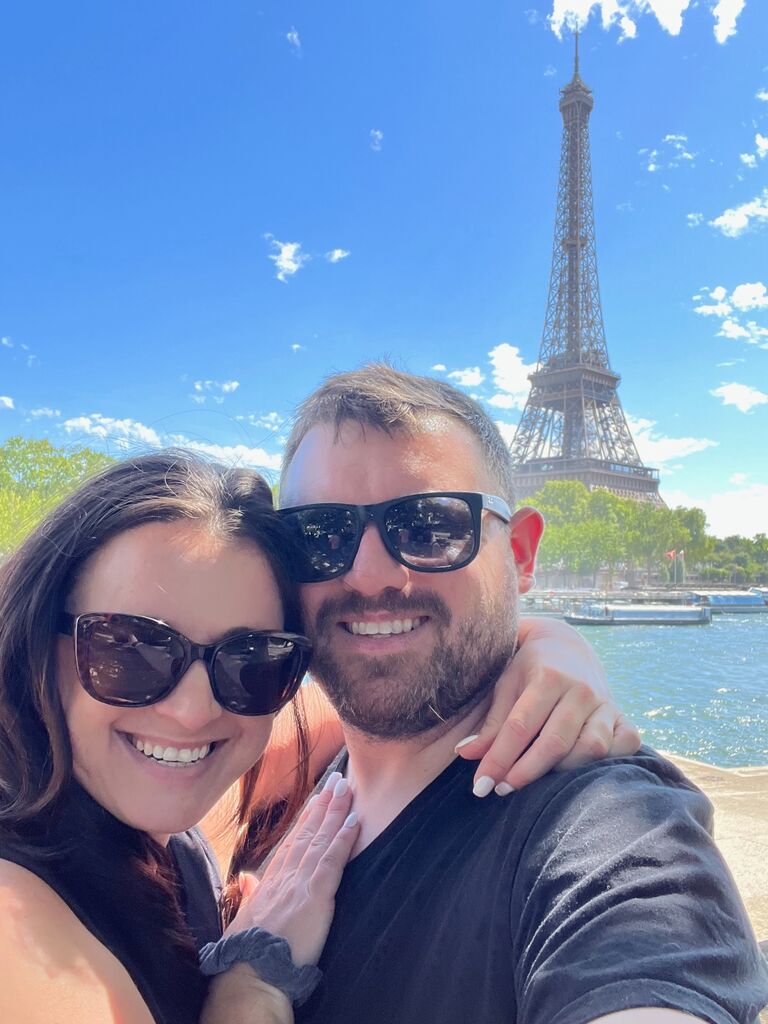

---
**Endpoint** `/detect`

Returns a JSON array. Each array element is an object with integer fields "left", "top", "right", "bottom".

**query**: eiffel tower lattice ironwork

[{"left": 510, "top": 35, "right": 662, "bottom": 506}]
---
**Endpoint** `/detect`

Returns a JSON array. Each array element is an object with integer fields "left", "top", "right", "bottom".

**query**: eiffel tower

[{"left": 510, "top": 35, "right": 663, "bottom": 506}]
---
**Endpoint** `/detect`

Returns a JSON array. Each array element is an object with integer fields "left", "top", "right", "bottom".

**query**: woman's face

[{"left": 56, "top": 520, "right": 283, "bottom": 839}]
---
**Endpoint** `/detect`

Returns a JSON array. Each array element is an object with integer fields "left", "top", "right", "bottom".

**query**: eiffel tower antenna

[{"left": 510, "top": 36, "right": 663, "bottom": 505}]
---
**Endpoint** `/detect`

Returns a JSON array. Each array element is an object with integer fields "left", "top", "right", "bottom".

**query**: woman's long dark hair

[{"left": 0, "top": 450, "right": 313, "bottom": 961}]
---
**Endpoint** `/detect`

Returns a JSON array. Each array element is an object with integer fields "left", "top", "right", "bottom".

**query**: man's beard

[{"left": 306, "top": 585, "right": 519, "bottom": 740}]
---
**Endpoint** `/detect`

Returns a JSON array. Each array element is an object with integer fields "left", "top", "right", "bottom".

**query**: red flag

[{"left": 664, "top": 550, "right": 676, "bottom": 559}]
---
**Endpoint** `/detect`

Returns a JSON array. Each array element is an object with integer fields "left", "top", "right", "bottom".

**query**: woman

[{"left": 0, "top": 451, "right": 634, "bottom": 1024}]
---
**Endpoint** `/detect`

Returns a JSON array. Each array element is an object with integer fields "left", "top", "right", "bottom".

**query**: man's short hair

[{"left": 281, "top": 363, "right": 516, "bottom": 505}]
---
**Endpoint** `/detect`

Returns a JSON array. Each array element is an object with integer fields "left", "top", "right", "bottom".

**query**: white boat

[
  {"left": 689, "top": 590, "right": 768, "bottom": 614},
  {"left": 564, "top": 603, "right": 712, "bottom": 626}
]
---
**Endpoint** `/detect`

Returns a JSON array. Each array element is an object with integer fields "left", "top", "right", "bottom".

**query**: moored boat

[
  {"left": 689, "top": 590, "right": 768, "bottom": 614},
  {"left": 564, "top": 602, "right": 712, "bottom": 626}
]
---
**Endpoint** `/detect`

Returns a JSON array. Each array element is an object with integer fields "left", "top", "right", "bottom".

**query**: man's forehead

[{"left": 280, "top": 418, "right": 493, "bottom": 506}]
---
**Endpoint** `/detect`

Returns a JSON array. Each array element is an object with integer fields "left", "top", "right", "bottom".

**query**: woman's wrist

[{"left": 200, "top": 927, "right": 322, "bottom": 1008}]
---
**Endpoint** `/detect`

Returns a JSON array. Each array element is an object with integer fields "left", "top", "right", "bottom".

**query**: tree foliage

[
  {"left": 0, "top": 436, "right": 113, "bottom": 557},
  {"left": 528, "top": 480, "right": 766, "bottom": 585}
]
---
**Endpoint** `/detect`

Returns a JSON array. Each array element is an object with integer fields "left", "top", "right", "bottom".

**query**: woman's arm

[
  {"left": 456, "top": 616, "right": 641, "bottom": 793},
  {"left": 0, "top": 860, "right": 155, "bottom": 1024}
]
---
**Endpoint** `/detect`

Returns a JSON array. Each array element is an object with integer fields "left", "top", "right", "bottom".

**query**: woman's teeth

[
  {"left": 131, "top": 736, "right": 212, "bottom": 767},
  {"left": 348, "top": 617, "right": 426, "bottom": 636}
]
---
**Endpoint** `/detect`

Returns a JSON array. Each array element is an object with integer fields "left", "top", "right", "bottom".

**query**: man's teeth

[
  {"left": 131, "top": 737, "right": 212, "bottom": 767},
  {"left": 348, "top": 617, "right": 425, "bottom": 636}
]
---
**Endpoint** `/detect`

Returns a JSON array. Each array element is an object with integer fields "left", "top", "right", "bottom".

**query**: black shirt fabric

[
  {"left": 298, "top": 748, "right": 768, "bottom": 1024},
  {"left": 0, "top": 784, "right": 223, "bottom": 1024}
]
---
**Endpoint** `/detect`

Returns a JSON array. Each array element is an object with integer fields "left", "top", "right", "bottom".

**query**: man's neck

[{"left": 342, "top": 696, "right": 492, "bottom": 856}]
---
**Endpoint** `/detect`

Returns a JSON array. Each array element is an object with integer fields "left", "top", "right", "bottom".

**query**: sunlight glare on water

[{"left": 573, "top": 615, "right": 768, "bottom": 767}]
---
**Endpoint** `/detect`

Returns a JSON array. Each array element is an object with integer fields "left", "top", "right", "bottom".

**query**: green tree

[{"left": 0, "top": 436, "right": 114, "bottom": 557}]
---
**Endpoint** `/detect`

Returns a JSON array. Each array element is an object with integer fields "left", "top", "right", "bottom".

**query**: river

[{"left": 574, "top": 613, "right": 768, "bottom": 767}]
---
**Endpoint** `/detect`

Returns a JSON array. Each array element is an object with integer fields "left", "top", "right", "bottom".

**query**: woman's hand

[
  {"left": 226, "top": 772, "right": 358, "bottom": 966},
  {"left": 456, "top": 617, "right": 641, "bottom": 794}
]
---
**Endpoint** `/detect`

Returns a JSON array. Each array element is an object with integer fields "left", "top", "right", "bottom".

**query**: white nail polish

[
  {"left": 343, "top": 812, "right": 358, "bottom": 828},
  {"left": 323, "top": 771, "right": 342, "bottom": 792},
  {"left": 495, "top": 782, "right": 515, "bottom": 797},
  {"left": 334, "top": 777, "right": 349, "bottom": 797},
  {"left": 454, "top": 734, "right": 479, "bottom": 752},
  {"left": 472, "top": 775, "right": 495, "bottom": 798}
]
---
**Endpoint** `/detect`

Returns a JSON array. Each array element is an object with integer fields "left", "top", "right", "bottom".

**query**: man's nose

[
  {"left": 343, "top": 523, "right": 409, "bottom": 597},
  {"left": 153, "top": 660, "right": 223, "bottom": 730}
]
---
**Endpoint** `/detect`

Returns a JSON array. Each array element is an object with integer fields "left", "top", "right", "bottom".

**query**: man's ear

[{"left": 509, "top": 506, "right": 544, "bottom": 594}]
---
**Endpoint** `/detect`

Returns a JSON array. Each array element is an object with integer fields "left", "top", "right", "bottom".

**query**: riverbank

[{"left": 666, "top": 752, "right": 768, "bottom": 940}]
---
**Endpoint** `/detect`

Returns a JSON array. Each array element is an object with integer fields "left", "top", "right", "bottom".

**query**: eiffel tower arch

[{"left": 511, "top": 36, "right": 663, "bottom": 506}]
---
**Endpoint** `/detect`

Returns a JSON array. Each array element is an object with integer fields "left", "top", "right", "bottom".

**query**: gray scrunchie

[{"left": 199, "top": 927, "right": 322, "bottom": 1008}]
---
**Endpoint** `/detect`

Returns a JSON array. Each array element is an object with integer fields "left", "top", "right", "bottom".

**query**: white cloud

[
  {"left": 0, "top": 396, "right": 14, "bottom": 410},
  {"left": 291, "top": 343, "right": 305, "bottom": 352},
  {"left": 710, "top": 382, "right": 768, "bottom": 413},
  {"left": 29, "top": 407, "right": 61, "bottom": 418},
  {"left": 488, "top": 343, "right": 538, "bottom": 411},
  {"left": 665, "top": 482, "right": 768, "bottom": 538},
  {"left": 740, "top": 153, "right": 757, "bottom": 169},
  {"left": 325, "top": 248, "right": 350, "bottom": 263},
  {"left": 447, "top": 366, "right": 485, "bottom": 388},
  {"left": 549, "top": 1, "right": 745, "bottom": 43},
  {"left": 757, "top": 89, "right": 768, "bottom": 103},
  {"left": 487, "top": 393, "right": 519, "bottom": 410},
  {"left": 180, "top": 439, "right": 282, "bottom": 472},
  {"left": 1, "top": 337, "right": 12, "bottom": 348},
  {"left": 191, "top": 379, "right": 240, "bottom": 405},
  {"left": 694, "top": 301, "right": 731, "bottom": 317},
  {"left": 712, "top": 0, "right": 746, "bottom": 44},
  {"left": 757, "top": 134, "right": 768, "bottom": 159},
  {"left": 544, "top": 64, "right": 557, "bottom": 76},
  {"left": 286, "top": 27, "right": 301, "bottom": 54},
  {"left": 616, "top": 200, "right": 634, "bottom": 213},
  {"left": 431, "top": 363, "right": 447, "bottom": 372},
  {"left": 731, "top": 282, "right": 768, "bottom": 311},
  {"left": 709, "top": 188, "right": 768, "bottom": 237},
  {"left": 60, "top": 413, "right": 283, "bottom": 471},
  {"left": 235, "top": 411, "right": 285, "bottom": 432},
  {"left": 729, "top": 472, "right": 749, "bottom": 485},
  {"left": 548, "top": 2, "right": 701, "bottom": 40},
  {"left": 264, "top": 235, "right": 310, "bottom": 282},
  {"left": 624, "top": 413, "right": 717, "bottom": 469},
  {"left": 494, "top": 420, "right": 519, "bottom": 449},
  {"left": 710, "top": 285, "right": 728, "bottom": 302},
  {"left": 62, "top": 414, "right": 162, "bottom": 447},
  {"left": 525, "top": 8, "right": 541, "bottom": 24},
  {"left": 718, "top": 318, "right": 751, "bottom": 339},
  {"left": 370, "top": 129, "right": 384, "bottom": 152},
  {"left": 686, "top": 212, "right": 703, "bottom": 227}
]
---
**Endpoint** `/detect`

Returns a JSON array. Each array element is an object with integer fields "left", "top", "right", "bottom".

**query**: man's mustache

[{"left": 313, "top": 588, "right": 452, "bottom": 633}]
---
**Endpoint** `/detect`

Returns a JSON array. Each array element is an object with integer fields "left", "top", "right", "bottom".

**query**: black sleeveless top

[{"left": 0, "top": 785, "right": 223, "bottom": 1024}]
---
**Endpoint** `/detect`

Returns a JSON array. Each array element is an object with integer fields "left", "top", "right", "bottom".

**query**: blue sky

[{"left": 1, "top": 0, "right": 766, "bottom": 536}]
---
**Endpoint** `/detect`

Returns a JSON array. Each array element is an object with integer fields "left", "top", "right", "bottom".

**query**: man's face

[{"left": 281, "top": 418, "right": 542, "bottom": 739}]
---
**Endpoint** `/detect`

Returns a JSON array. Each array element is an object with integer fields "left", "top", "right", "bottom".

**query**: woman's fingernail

[
  {"left": 323, "top": 771, "right": 342, "bottom": 792},
  {"left": 334, "top": 777, "right": 349, "bottom": 797},
  {"left": 472, "top": 776, "right": 495, "bottom": 798},
  {"left": 495, "top": 782, "right": 515, "bottom": 797},
  {"left": 455, "top": 734, "right": 479, "bottom": 752},
  {"left": 343, "top": 812, "right": 358, "bottom": 828}
]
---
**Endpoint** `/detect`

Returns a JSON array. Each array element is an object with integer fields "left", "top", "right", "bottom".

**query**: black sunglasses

[
  {"left": 278, "top": 491, "right": 511, "bottom": 583},
  {"left": 59, "top": 613, "right": 312, "bottom": 716}
]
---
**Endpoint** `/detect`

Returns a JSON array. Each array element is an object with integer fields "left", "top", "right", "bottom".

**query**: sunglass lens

[
  {"left": 282, "top": 507, "right": 360, "bottom": 582},
  {"left": 213, "top": 635, "right": 307, "bottom": 715},
  {"left": 385, "top": 495, "right": 476, "bottom": 569},
  {"left": 79, "top": 615, "right": 184, "bottom": 705}
]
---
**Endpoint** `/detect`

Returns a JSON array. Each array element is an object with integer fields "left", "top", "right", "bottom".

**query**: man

[{"left": 275, "top": 364, "right": 767, "bottom": 1024}]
